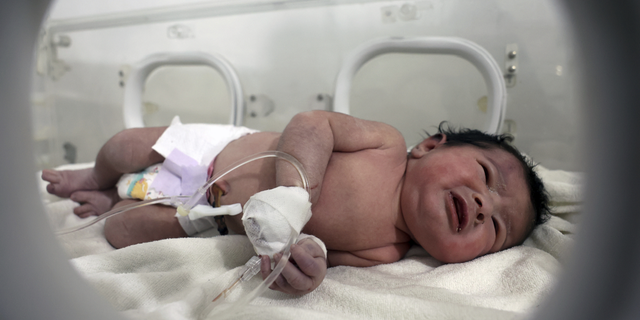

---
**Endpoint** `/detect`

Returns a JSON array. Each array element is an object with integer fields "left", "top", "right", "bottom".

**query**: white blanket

[{"left": 40, "top": 164, "right": 580, "bottom": 320}]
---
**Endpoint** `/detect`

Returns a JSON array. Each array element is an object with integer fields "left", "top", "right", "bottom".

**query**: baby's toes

[
  {"left": 73, "top": 204, "right": 98, "bottom": 218},
  {"left": 46, "top": 183, "right": 57, "bottom": 195},
  {"left": 70, "top": 190, "right": 117, "bottom": 215},
  {"left": 70, "top": 191, "right": 89, "bottom": 203},
  {"left": 41, "top": 169, "right": 61, "bottom": 183}
]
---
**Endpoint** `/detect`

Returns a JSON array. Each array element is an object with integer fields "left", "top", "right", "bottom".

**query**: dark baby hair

[{"left": 430, "top": 122, "right": 551, "bottom": 239}]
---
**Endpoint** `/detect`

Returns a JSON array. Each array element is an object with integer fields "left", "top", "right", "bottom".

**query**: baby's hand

[{"left": 260, "top": 238, "right": 327, "bottom": 295}]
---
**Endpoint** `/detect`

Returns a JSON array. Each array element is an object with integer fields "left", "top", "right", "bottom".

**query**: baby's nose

[{"left": 472, "top": 193, "right": 494, "bottom": 224}]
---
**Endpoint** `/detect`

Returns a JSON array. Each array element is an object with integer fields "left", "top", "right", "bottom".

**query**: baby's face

[{"left": 401, "top": 141, "right": 532, "bottom": 263}]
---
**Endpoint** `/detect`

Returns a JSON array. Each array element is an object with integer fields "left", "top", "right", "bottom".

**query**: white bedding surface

[{"left": 40, "top": 163, "right": 580, "bottom": 320}]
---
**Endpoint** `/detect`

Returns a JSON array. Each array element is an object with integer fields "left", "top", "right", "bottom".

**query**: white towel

[
  {"left": 536, "top": 166, "right": 584, "bottom": 214},
  {"left": 66, "top": 237, "right": 558, "bottom": 320},
  {"left": 40, "top": 163, "right": 582, "bottom": 319}
]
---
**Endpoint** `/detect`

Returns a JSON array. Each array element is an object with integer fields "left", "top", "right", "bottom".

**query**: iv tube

[
  {"left": 55, "top": 151, "right": 311, "bottom": 318},
  {"left": 199, "top": 227, "right": 297, "bottom": 319},
  {"left": 56, "top": 150, "right": 310, "bottom": 236},
  {"left": 177, "top": 150, "right": 310, "bottom": 215},
  {"left": 55, "top": 195, "right": 191, "bottom": 235},
  {"left": 188, "top": 151, "right": 311, "bottom": 316}
]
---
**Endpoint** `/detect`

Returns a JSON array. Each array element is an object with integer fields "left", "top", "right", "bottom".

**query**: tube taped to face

[{"left": 242, "top": 186, "right": 312, "bottom": 257}]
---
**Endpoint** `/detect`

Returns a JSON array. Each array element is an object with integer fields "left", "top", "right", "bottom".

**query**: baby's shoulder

[
  {"left": 364, "top": 123, "right": 406, "bottom": 160},
  {"left": 377, "top": 123, "right": 406, "bottom": 148}
]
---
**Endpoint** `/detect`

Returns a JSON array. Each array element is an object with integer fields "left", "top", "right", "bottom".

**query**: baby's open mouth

[{"left": 451, "top": 193, "right": 468, "bottom": 233}]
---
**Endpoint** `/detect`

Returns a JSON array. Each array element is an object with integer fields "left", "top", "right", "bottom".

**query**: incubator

[
  {"left": 31, "top": 1, "right": 580, "bottom": 318},
  {"left": 9, "top": 1, "right": 640, "bottom": 320}
]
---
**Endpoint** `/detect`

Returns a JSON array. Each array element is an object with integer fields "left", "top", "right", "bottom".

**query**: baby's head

[{"left": 401, "top": 123, "right": 550, "bottom": 263}]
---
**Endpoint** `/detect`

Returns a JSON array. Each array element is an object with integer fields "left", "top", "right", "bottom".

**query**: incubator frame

[
  {"left": 123, "top": 52, "right": 245, "bottom": 128},
  {"left": 333, "top": 36, "right": 507, "bottom": 134},
  {"left": 2, "top": 1, "right": 640, "bottom": 320}
]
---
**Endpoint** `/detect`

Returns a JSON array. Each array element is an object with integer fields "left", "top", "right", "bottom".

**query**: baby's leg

[
  {"left": 42, "top": 126, "right": 167, "bottom": 198},
  {"left": 104, "top": 199, "right": 187, "bottom": 248}
]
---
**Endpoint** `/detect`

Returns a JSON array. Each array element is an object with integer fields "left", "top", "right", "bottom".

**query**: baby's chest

[{"left": 303, "top": 152, "right": 408, "bottom": 251}]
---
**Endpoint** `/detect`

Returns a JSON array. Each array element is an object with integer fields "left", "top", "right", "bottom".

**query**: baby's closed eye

[{"left": 478, "top": 161, "right": 489, "bottom": 185}]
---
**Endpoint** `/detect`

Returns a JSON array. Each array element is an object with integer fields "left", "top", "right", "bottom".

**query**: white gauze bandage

[{"left": 242, "top": 186, "right": 312, "bottom": 257}]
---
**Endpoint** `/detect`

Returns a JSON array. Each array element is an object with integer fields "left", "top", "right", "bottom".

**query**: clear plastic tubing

[
  {"left": 56, "top": 150, "right": 310, "bottom": 235},
  {"left": 199, "top": 228, "right": 298, "bottom": 319},
  {"left": 55, "top": 195, "right": 192, "bottom": 235},
  {"left": 178, "top": 150, "right": 310, "bottom": 215},
  {"left": 55, "top": 151, "right": 311, "bottom": 318}
]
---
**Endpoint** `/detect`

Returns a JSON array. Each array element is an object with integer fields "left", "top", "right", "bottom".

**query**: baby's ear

[{"left": 410, "top": 134, "right": 447, "bottom": 158}]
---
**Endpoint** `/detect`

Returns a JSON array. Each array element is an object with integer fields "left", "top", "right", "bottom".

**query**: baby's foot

[
  {"left": 41, "top": 168, "right": 100, "bottom": 198},
  {"left": 70, "top": 189, "right": 121, "bottom": 218}
]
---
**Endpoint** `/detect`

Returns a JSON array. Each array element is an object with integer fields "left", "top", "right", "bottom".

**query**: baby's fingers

[
  {"left": 259, "top": 254, "right": 299, "bottom": 291},
  {"left": 260, "top": 253, "right": 314, "bottom": 294},
  {"left": 278, "top": 255, "right": 315, "bottom": 293},
  {"left": 290, "top": 243, "right": 325, "bottom": 279},
  {"left": 260, "top": 255, "right": 272, "bottom": 280}
]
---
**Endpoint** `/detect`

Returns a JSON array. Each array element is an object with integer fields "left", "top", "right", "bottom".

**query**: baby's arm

[
  {"left": 275, "top": 110, "right": 404, "bottom": 203},
  {"left": 257, "top": 111, "right": 404, "bottom": 294}
]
